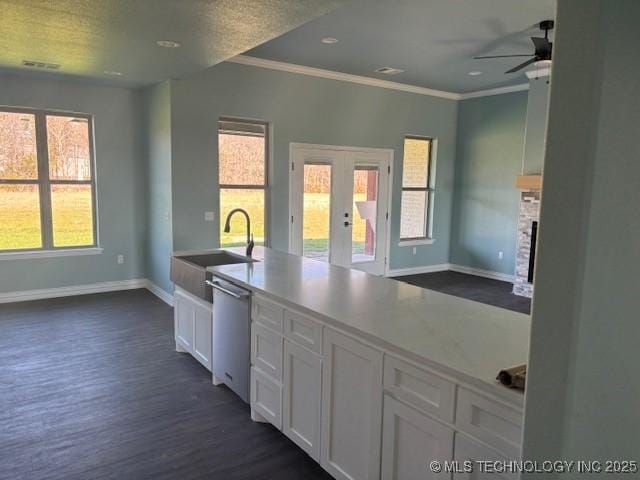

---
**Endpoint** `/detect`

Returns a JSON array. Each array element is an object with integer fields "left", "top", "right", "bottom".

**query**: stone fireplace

[{"left": 513, "top": 186, "right": 541, "bottom": 298}]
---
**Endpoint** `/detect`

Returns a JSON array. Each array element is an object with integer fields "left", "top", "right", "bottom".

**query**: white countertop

[{"left": 208, "top": 247, "right": 530, "bottom": 403}]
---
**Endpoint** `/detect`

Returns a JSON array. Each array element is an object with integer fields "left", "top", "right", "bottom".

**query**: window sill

[
  {"left": 398, "top": 238, "right": 436, "bottom": 247},
  {"left": 0, "top": 247, "right": 104, "bottom": 261}
]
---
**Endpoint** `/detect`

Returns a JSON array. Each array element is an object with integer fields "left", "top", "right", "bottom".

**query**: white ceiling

[
  {"left": 246, "top": 0, "right": 557, "bottom": 93},
  {"left": 0, "top": 0, "right": 348, "bottom": 87}
]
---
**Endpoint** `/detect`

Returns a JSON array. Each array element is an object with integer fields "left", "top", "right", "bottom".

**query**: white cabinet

[
  {"left": 251, "top": 366, "right": 282, "bottom": 428},
  {"left": 244, "top": 295, "right": 524, "bottom": 480},
  {"left": 381, "top": 395, "right": 454, "bottom": 480},
  {"left": 174, "top": 287, "right": 213, "bottom": 372},
  {"left": 383, "top": 355, "right": 456, "bottom": 423},
  {"left": 453, "top": 434, "right": 518, "bottom": 480},
  {"left": 174, "top": 288, "right": 195, "bottom": 351},
  {"left": 456, "top": 388, "right": 522, "bottom": 460},
  {"left": 284, "top": 309, "right": 323, "bottom": 354},
  {"left": 252, "top": 295, "right": 284, "bottom": 332},
  {"left": 251, "top": 323, "right": 283, "bottom": 381},
  {"left": 282, "top": 339, "right": 322, "bottom": 461},
  {"left": 321, "top": 328, "right": 383, "bottom": 480}
]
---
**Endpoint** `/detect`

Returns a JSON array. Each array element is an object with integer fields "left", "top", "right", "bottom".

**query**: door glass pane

[
  {"left": 218, "top": 132, "right": 265, "bottom": 186},
  {"left": 303, "top": 164, "right": 331, "bottom": 261},
  {"left": 51, "top": 184, "right": 94, "bottom": 247},
  {"left": 402, "top": 138, "right": 430, "bottom": 188},
  {"left": 0, "top": 112, "right": 38, "bottom": 179},
  {"left": 220, "top": 188, "right": 265, "bottom": 247},
  {"left": 400, "top": 191, "right": 427, "bottom": 239},
  {"left": 0, "top": 185, "right": 42, "bottom": 249},
  {"left": 47, "top": 116, "right": 91, "bottom": 180},
  {"left": 352, "top": 166, "right": 378, "bottom": 263}
]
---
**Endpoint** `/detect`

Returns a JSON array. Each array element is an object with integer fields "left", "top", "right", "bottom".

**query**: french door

[{"left": 289, "top": 144, "right": 391, "bottom": 275}]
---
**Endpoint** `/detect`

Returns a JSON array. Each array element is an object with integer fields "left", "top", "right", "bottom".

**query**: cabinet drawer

[
  {"left": 455, "top": 388, "right": 522, "bottom": 460},
  {"left": 453, "top": 434, "right": 518, "bottom": 480},
  {"left": 251, "top": 322, "right": 283, "bottom": 381},
  {"left": 252, "top": 295, "right": 284, "bottom": 332},
  {"left": 284, "top": 309, "right": 323, "bottom": 354},
  {"left": 384, "top": 356, "right": 456, "bottom": 423},
  {"left": 251, "top": 367, "right": 282, "bottom": 429}
]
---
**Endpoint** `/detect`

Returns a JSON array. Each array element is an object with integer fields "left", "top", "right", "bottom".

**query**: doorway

[{"left": 289, "top": 143, "right": 392, "bottom": 275}]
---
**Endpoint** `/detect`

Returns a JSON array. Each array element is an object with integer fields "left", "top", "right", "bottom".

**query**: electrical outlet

[
  {"left": 498, "top": 251, "right": 504, "bottom": 260},
  {"left": 117, "top": 254, "right": 124, "bottom": 264},
  {"left": 412, "top": 247, "right": 417, "bottom": 255},
  {"left": 204, "top": 211, "right": 215, "bottom": 222}
]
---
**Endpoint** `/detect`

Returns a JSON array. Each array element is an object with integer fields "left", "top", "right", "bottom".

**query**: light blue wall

[
  {"left": 142, "top": 81, "right": 173, "bottom": 293},
  {"left": 522, "top": 78, "right": 550, "bottom": 174},
  {"left": 450, "top": 91, "right": 528, "bottom": 275},
  {"left": 169, "top": 61, "right": 458, "bottom": 271},
  {"left": 0, "top": 73, "right": 146, "bottom": 293},
  {"left": 523, "top": 0, "right": 640, "bottom": 468}
]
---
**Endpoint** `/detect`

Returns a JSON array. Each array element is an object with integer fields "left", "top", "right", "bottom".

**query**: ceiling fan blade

[
  {"left": 474, "top": 54, "right": 534, "bottom": 59},
  {"left": 505, "top": 56, "right": 539, "bottom": 74},
  {"left": 531, "top": 37, "right": 550, "bottom": 53}
]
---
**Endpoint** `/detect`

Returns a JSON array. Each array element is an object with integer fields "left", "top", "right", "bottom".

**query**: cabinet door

[
  {"left": 193, "top": 302, "right": 213, "bottom": 371},
  {"left": 381, "top": 395, "right": 454, "bottom": 480},
  {"left": 251, "top": 366, "right": 282, "bottom": 429},
  {"left": 174, "top": 290, "right": 194, "bottom": 352},
  {"left": 453, "top": 435, "right": 518, "bottom": 480},
  {"left": 321, "top": 329, "right": 383, "bottom": 480},
  {"left": 251, "top": 323, "right": 283, "bottom": 381},
  {"left": 283, "top": 339, "right": 322, "bottom": 461}
]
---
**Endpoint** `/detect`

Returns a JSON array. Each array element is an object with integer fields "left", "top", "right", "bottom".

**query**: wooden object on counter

[
  {"left": 516, "top": 175, "right": 542, "bottom": 190},
  {"left": 497, "top": 364, "right": 527, "bottom": 390}
]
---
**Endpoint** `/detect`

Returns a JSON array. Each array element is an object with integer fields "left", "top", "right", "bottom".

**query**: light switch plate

[{"left": 204, "top": 211, "right": 215, "bottom": 222}]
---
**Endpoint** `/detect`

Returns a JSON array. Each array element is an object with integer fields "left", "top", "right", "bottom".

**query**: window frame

[
  {"left": 217, "top": 117, "right": 269, "bottom": 247},
  {"left": 399, "top": 135, "right": 435, "bottom": 244},
  {"left": 0, "top": 106, "right": 99, "bottom": 254}
]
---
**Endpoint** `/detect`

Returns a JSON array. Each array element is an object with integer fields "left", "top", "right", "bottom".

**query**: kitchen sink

[{"left": 170, "top": 251, "right": 255, "bottom": 302}]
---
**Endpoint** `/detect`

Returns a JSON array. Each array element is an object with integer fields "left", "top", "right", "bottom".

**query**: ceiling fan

[{"left": 474, "top": 20, "right": 554, "bottom": 74}]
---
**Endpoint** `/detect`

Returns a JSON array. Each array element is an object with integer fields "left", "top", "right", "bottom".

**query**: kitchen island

[{"left": 202, "top": 246, "right": 529, "bottom": 480}]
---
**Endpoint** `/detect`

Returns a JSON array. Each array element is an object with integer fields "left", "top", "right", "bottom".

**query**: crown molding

[
  {"left": 228, "top": 55, "right": 462, "bottom": 100},
  {"left": 457, "top": 82, "right": 530, "bottom": 100},
  {"left": 227, "top": 55, "right": 531, "bottom": 101}
]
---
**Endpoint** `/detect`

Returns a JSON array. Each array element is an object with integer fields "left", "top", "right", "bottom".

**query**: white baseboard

[
  {"left": 0, "top": 278, "right": 147, "bottom": 304},
  {"left": 145, "top": 280, "right": 174, "bottom": 306},
  {"left": 448, "top": 264, "right": 515, "bottom": 283},
  {"left": 386, "top": 263, "right": 450, "bottom": 277}
]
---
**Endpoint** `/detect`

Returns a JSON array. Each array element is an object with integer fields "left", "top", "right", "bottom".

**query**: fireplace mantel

[{"left": 516, "top": 175, "right": 542, "bottom": 190}]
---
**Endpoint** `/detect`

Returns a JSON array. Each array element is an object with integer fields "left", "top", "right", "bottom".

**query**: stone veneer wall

[{"left": 513, "top": 190, "right": 541, "bottom": 297}]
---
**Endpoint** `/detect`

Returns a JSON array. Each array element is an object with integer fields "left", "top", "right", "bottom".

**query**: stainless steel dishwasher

[{"left": 206, "top": 277, "right": 251, "bottom": 403}]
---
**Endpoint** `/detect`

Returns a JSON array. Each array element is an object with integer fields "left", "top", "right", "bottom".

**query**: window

[
  {"left": 218, "top": 119, "right": 268, "bottom": 247},
  {"left": 399, "top": 136, "right": 434, "bottom": 241},
  {"left": 0, "top": 108, "right": 97, "bottom": 252}
]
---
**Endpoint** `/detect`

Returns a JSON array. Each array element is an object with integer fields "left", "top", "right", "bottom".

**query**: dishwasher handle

[{"left": 205, "top": 279, "right": 249, "bottom": 299}]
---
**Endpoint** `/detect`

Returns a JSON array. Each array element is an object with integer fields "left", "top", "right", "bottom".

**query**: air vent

[
  {"left": 374, "top": 66, "right": 405, "bottom": 75},
  {"left": 22, "top": 60, "right": 61, "bottom": 70}
]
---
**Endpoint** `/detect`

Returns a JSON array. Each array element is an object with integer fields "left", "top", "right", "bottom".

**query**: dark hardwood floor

[
  {"left": 395, "top": 270, "right": 531, "bottom": 314},
  {"left": 0, "top": 290, "right": 332, "bottom": 480}
]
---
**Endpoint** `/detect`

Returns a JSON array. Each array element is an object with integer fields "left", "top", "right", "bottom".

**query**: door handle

[{"left": 344, "top": 221, "right": 352, "bottom": 227}]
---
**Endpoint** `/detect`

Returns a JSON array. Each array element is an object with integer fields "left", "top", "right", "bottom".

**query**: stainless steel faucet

[{"left": 223, "top": 208, "right": 254, "bottom": 257}]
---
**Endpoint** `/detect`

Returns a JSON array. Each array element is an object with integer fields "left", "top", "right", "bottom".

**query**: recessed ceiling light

[
  {"left": 104, "top": 70, "right": 122, "bottom": 76},
  {"left": 375, "top": 66, "right": 405, "bottom": 75},
  {"left": 321, "top": 37, "right": 339, "bottom": 44},
  {"left": 468, "top": 71, "right": 483, "bottom": 76},
  {"left": 156, "top": 40, "right": 181, "bottom": 48}
]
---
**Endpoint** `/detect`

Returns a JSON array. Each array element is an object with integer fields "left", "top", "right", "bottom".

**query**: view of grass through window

[
  {"left": 0, "top": 110, "right": 95, "bottom": 251},
  {"left": 219, "top": 123, "right": 267, "bottom": 247}
]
